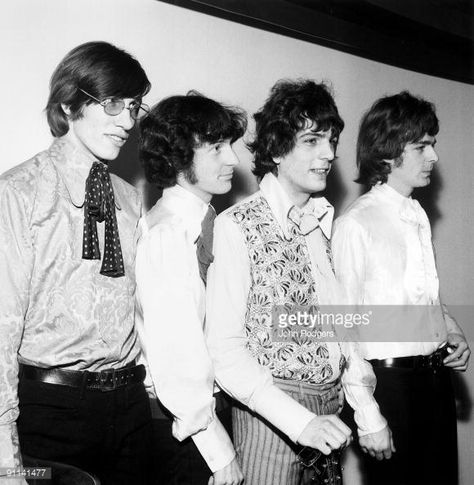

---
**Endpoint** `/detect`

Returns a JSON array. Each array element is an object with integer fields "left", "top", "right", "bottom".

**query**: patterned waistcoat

[{"left": 230, "top": 195, "right": 342, "bottom": 384}]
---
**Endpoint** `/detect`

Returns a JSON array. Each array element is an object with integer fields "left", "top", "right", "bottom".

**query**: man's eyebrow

[
  {"left": 415, "top": 138, "right": 436, "bottom": 146},
  {"left": 298, "top": 128, "right": 326, "bottom": 137}
]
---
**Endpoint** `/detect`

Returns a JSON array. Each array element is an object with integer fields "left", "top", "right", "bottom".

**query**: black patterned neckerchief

[{"left": 82, "top": 161, "right": 125, "bottom": 277}]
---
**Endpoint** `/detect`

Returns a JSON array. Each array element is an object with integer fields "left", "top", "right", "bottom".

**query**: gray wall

[{"left": 1, "top": 1, "right": 472, "bottom": 483}]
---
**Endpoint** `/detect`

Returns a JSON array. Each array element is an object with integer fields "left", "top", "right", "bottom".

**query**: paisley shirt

[
  {"left": 230, "top": 195, "right": 344, "bottom": 384},
  {"left": 0, "top": 138, "right": 141, "bottom": 468}
]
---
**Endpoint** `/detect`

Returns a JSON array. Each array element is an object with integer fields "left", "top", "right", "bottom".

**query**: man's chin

[{"left": 213, "top": 182, "right": 233, "bottom": 195}]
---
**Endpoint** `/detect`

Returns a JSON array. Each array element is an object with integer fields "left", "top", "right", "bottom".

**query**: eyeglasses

[{"left": 79, "top": 88, "right": 149, "bottom": 120}]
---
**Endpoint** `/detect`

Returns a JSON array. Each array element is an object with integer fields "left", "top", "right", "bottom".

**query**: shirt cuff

[
  {"left": 191, "top": 418, "right": 235, "bottom": 473},
  {"left": 353, "top": 402, "right": 388, "bottom": 436},
  {"left": 251, "top": 382, "right": 316, "bottom": 443}
]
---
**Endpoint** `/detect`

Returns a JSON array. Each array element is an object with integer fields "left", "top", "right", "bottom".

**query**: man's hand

[
  {"left": 297, "top": 415, "right": 352, "bottom": 455},
  {"left": 444, "top": 333, "right": 470, "bottom": 371},
  {"left": 359, "top": 426, "right": 395, "bottom": 460},
  {"left": 207, "top": 457, "right": 243, "bottom": 485}
]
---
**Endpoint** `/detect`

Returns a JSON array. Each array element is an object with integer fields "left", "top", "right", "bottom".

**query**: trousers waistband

[
  {"left": 19, "top": 362, "right": 145, "bottom": 392},
  {"left": 274, "top": 377, "right": 341, "bottom": 395},
  {"left": 369, "top": 347, "right": 448, "bottom": 370}
]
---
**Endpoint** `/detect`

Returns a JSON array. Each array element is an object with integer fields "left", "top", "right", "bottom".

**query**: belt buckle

[
  {"left": 423, "top": 349, "right": 442, "bottom": 369},
  {"left": 99, "top": 368, "right": 116, "bottom": 392},
  {"left": 431, "top": 350, "right": 444, "bottom": 368}
]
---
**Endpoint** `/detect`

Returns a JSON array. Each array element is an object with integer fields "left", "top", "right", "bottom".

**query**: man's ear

[
  {"left": 273, "top": 157, "right": 281, "bottom": 165},
  {"left": 61, "top": 104, "right": 71, "bottom": 116}
]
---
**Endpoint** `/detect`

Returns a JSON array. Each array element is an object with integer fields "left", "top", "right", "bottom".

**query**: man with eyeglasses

[{"left": 0, "top": 41, "right": 152, "bottom": 485}]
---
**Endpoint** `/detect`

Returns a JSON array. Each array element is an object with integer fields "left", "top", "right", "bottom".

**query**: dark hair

[
  {"left": 356, "top": 91, "right": 439, "bottom": 186},
  {"left": 46, "top": 41, "right": 150, "bottom": 137},
  {"left": 248, "top": 79, "right": 344, "bottom": 179},
  {"left": 139, "top": 91, "right": 247, "bottom": 188}
]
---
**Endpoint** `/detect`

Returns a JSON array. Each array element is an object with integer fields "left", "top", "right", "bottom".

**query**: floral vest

[{"left": 230, "top": 195, "right": 342, "bottom": 384}]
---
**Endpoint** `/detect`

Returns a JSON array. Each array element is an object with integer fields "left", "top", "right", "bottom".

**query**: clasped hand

[{"left": 297, "top": 414, "right": 352, "bottom": 455}]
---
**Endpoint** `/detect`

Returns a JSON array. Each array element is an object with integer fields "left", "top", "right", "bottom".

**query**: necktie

[
  {"left": 288, "top": 200, "right": 330, "bottom": 236},
  {"left": 196, "top": 206, "right": 216, "bottom": 285},
  {"left": 82, "top": 161, "right": 125, "bottom": 278}
]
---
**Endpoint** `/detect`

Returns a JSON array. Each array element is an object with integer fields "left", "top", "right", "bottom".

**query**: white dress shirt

[
  {"left": 206, "top": 173, "right": 387, "bottom": 440},
  {"left": 135, "top": 184, "right": 235, "bottom": 473},
  {"left": 332, "top": 182, "right": 459, "bottom": 360}
]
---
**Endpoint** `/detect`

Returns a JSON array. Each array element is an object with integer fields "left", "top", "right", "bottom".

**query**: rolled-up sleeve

[{"left": 340, "top": 342, "right": 387, "bottom": 435}]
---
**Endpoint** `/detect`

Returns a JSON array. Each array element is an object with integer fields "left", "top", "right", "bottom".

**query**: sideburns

[
  {"left": 183, "top": 164, "right": 198, "bottom": 185},
  {"left": 393, "top": 155, "right": 404, "bottom": 168}
]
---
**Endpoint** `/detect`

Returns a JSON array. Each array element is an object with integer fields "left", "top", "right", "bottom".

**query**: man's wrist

[{"left": 191, "top": 418, "right": 235, "bottom": 472}]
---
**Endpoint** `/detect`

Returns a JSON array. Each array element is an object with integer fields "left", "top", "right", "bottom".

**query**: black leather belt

[
  {"left": 369, "top": 347, "right": 448, "bottom": 370},
  {"left": 20, "top": 362, "right": 145, "bottom": 392}
]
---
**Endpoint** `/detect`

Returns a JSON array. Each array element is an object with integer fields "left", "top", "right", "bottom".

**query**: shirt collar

[
  {"left": 372, "top": 182, "right": 409, "bottom": 207},
  {"left": 372, "top": 183, "right": 427, "bottom": 226},
  {"left": 49, "top": 137, "right": 121, "bottom": 209},
  {"left": 259, "top": 172, "right": 334, "bottom": 238},
  {"left": 161, "top": 184, "right": 211, "bottom": 242}
]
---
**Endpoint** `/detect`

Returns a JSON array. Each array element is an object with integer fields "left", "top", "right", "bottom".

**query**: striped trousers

[{"left": 233, "top": 378, "right": 343, "bottom": 485}]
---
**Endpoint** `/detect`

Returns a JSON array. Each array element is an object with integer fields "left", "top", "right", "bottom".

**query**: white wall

[{"left": 1, "top": 1, "right": 473, "bottom": 483}]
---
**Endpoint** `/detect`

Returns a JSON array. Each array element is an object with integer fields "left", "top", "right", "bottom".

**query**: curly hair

[
  {"left": 356, "top": 91, "right": 439, "bottom": 186},
  {"left": 248, "top": 79, "right": 344, "bottom": 179},
  {"left": 139, "top": 92, "right": 247, "bottom": 188},
  {"left": 46, "top": 41, "right": 150, "bottom": 137}
]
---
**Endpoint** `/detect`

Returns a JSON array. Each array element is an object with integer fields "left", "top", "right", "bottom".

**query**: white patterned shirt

[{"left": 0, "top": 137, "right": 141, "bottom": 469}]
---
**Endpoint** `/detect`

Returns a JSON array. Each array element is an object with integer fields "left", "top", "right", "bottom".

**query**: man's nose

[
  {"left": 115, "top": 107, "right": 135, "bottom": 131},
  {"left": 319, "top": 138, "right": 335, "bottom": 162},
  {"left": 426, "top": 145, "right": 439, "bottom": 163},
  {"left": 225, "top": 147, "right": 240, "bottom": 166}
]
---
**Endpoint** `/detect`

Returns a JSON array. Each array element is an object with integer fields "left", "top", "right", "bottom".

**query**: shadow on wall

[
  {"left": 413, "top": 168, "right": 442, "bottom": 234},
  {"left": 212, "top": 168, "right": 252, "bottom": 214},
  {"left": 110, "top": 126, "right": 161, "bottom": 211},
  {"left": 109, "top": 127, "right": 141, "bottom": 186},
  {"left": 453, "top": 373, "right": 473, "bottom": 422},
  {"left": 412, "top": 170, "right": 472, "bottom": 419},
  {"left": 326, "top": 162, "right": 347, "bottom": 217}
]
